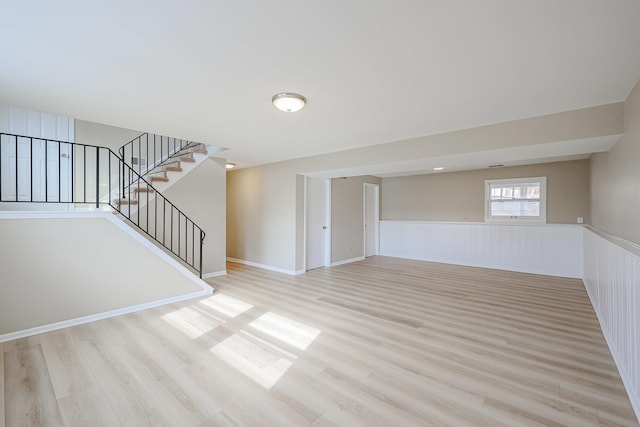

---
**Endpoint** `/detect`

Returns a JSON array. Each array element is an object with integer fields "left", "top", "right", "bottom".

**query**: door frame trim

[
  {"left": 303, "top": 176, "right": 332, "bottom": 271},
  {"left": 363, "top": 182, "right": 380, "bottom": 257}
]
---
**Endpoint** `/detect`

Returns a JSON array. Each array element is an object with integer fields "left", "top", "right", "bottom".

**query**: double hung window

[{"left": 485, "top": 177, "right": 546, "bottom": 222}]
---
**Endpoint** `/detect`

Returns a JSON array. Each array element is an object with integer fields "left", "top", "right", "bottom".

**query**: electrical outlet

[{"left": 577, "top": 217, "right": 584, "bottom": 224}]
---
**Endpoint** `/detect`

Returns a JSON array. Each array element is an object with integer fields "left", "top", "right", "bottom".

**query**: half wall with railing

[{"left": 0, "top": 132, "right": 205, "bottom": 277}]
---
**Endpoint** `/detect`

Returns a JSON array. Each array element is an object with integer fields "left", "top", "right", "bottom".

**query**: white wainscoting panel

[
  {"left": 380, "top": 221, "right": 583, "bottom": 278},
  {"left": 583, "top": 228, "right": 640, "bottom": 420}
]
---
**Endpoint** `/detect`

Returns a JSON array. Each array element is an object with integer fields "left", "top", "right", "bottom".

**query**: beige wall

[
  {"left": 227, "top": 104, "right": 621, "bottom": 271},
  {"left": 331, "top": 176, "right": 381, "bottom": 262},
  {"left": 382, "top": 160, "right": 590, "bottom": 223},
  {"left": 75, "top": 119, "right": 142, "bottom": 151},
  {"left": 226, "top": 167, "right": 382, "bottom": 270},
  {"left": 227, "top": 163, "right": 298, "bottom": 270},
  {"left": 161, "top": 158, "right": 227, "bottom": 275},
  {"left": 0, "top": 215, "right": 206, "bottom": 336},
  {"left": 73, "top": 120, "right": 143, "bottom": 203},
  {"left": 591, "top": 80, "right": 640, "bottom": 244},
  {"left": 284, "top": 103, "right": 622, "bottom": 176},
  {"left": 75, "top": 120, "right": 228, "bottom": 274}
]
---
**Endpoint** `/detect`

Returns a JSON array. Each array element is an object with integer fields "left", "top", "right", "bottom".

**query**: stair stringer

[{"left": 102, "top": 148, "right": 212, "bottom": 216}]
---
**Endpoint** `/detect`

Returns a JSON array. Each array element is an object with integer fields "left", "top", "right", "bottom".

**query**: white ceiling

[{"left": 1, "top": 1, "right": 640, "bottom": 176}]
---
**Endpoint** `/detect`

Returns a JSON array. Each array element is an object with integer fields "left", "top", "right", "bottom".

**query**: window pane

[
  {"left": 490, "top": 200, "right": 540, "bottom": 217},
  {"left": 490, "top": 183, "right": 540, "bottom": 200}
]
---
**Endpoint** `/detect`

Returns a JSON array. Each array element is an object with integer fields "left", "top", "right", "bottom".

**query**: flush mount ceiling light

[
  {"left": 272, "top": 92, "right": 307, "bottom": 113},
  {"left": 433, "top": 167, "right": 445, "bottom": 171},
  {"left": 225, "top": 162, "right": 236, "bottom": 169}
]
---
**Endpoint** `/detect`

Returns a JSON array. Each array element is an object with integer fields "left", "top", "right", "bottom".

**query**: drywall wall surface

[
  {"left": 160, "top": 158, "right": 227, "bottom": 275},
  {"left": 331, "top": 175, "right": 381, "bottom": 263},
  {"left": 382, "top": 160, "right": 590, "bottom": 224},
  {"left": 291, "top": 103, "right": 622, "bottom": 175},
  {"left": 75, "top": 119, "right": 142, "bottom": 151},
  {"left": 73, "top": 120, "right": 143, "bottom": 203},
  {"left": 0, "top": 215, "right": 206, "bottom": 335},
  {"left": 591, "top": 80, "right": 640, "bottom": 244},
  {"left": 227, "top": 162, "right": 298, "bottom": 271},
  {"left": 227, "top": 168, "right": 382, "bottom": 270},
  {"left": 0, "top": 202, "right": 70, "bottom": 212},
  {"left": 227, "top": 103, "right": 619, "bottom": 272}
]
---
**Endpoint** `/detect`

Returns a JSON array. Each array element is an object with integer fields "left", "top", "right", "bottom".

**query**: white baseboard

[
  {"left": 583, "top": 229, "right": 640, "bottom": 422},
  {"left": 226, "top": 257, "right": 300, "bottom": 275},
  {"left": 0, "top": 212, "right": 214, "bottom": 343},
  {"left": 202, "top": 270, "right": 227, "bottom": 279},
  {"left": 330, "top": 256, "right": 365, "bottom": 267},
  {"left": 0, "top": 288, "right": 210, "bottom": 343}
]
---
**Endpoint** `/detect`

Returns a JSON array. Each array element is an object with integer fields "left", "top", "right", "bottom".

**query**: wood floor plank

[
  {"left": 121, "top": 405, "right": 176, "bottom": 427},
  {"left": 102, "top": 316, "right": 220, "bottom": 425},
  {"left": 2, "top": 336, "right": 40, "bottom": 353},
  {"left": 4, "top": 343, "right": 63, "bottom": 426},
  {"left": 39, "top": 329, "right": 97, "bottom": 399},
  {"left": 198, "top": 411, "right": 241, "bottom": 427},
  {"left": 2, "top": 256, "right": 638, "bottom": 426},
  {"left": 57, "top": 386, "right": 121, "bottom": 427},
  {"left": 72, "top": 322, "right": 161, "bottom": 424}
]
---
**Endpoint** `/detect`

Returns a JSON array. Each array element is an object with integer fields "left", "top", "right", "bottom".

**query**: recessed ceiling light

[
  {"left": 433, "top": 167, "right": 445, "bottom": 171},
  {"left": 488, "top": 164, "right": 504, "bottom": 168},
  {"left": 225, "top": 162, "right": 236, "bottom": 169},
  {"left": 272, "top": 92, "right": 307, "bottom": 112}
]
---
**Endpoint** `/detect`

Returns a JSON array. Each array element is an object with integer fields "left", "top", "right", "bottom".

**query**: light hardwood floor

[{"left": 2, "top": 257, "right": 638, "bottom": 426}]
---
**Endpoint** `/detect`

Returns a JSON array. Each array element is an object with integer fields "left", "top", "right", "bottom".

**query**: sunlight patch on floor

[
  {"left": 161, "top": 306, "right": 222, "bottom": 339},
  {"left": 211, "top": 330, "right": 297, "bottom": 389},
  {"left": 199, "top": 293, "right": 254, "bottom": 318},
  {"left": 249, "top": 311, "right": 321, "bottom": 350}
]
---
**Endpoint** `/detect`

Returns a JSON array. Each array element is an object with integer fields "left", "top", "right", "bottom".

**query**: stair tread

[
  {"left": 151, "top": 176, "right": 170, "bottom": 182},
  {"left": 114, "top": 198, "right": 139, "bottom": 205},
  {"left": 133, "top": 187, "right": 155, "bottom": 192}
]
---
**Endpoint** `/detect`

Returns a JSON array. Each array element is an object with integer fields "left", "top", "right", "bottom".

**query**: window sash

[
  {"left": 490, "top": 183, "right": 541, "bottom": 201},
  {"left": 489, "top": 199, "right": 541, "bottom": 217},
  {"left": 485, "top": 177, "right": 546, "bottom": 222}
]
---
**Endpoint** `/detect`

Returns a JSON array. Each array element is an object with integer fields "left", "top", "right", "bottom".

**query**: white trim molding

[
  {"left": 0, "top": 211, "right": 213, "bottom": 343},
  {"left": 583, "top": 227, "right": 640, "bottom": 421},
  {"left": 0, "top": 288, "right": 209, "bottom": 343},
  {"left": 227, "top": 257, "right": 304, "bottom": 276},
  {"left": 330, "top": 256, "right": 365, "bottom": 267},
  {"left": 485, "top": 176, "right": 547, "bottom": 223},
  {"left": 226, "top": 256, "right": 358, "bottom": 273},
  {"left": 202, "top": 270, "right": 227, "bottom": 279},
  {"left": 380, "top": 220, "right": 583, "bottom": 278}
]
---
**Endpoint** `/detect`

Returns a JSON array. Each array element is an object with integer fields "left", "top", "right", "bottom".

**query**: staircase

[
  {"left": 119, "top": 132, "right": 208, "bottom": 179},
  {"left": 113, "top": 133, "right": 210, "bottom": 216},
  {"left": 0, "top": 132, "right": 206, "bottom": 277}
]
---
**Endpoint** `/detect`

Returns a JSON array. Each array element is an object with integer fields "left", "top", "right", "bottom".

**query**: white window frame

[{"left": 484, "top": 176, "right": 547, "bottom": 223}]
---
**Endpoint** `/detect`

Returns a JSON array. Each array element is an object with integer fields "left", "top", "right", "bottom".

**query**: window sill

[{"left": 484, "top": 218, "right": 547, "bottom": 225}]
